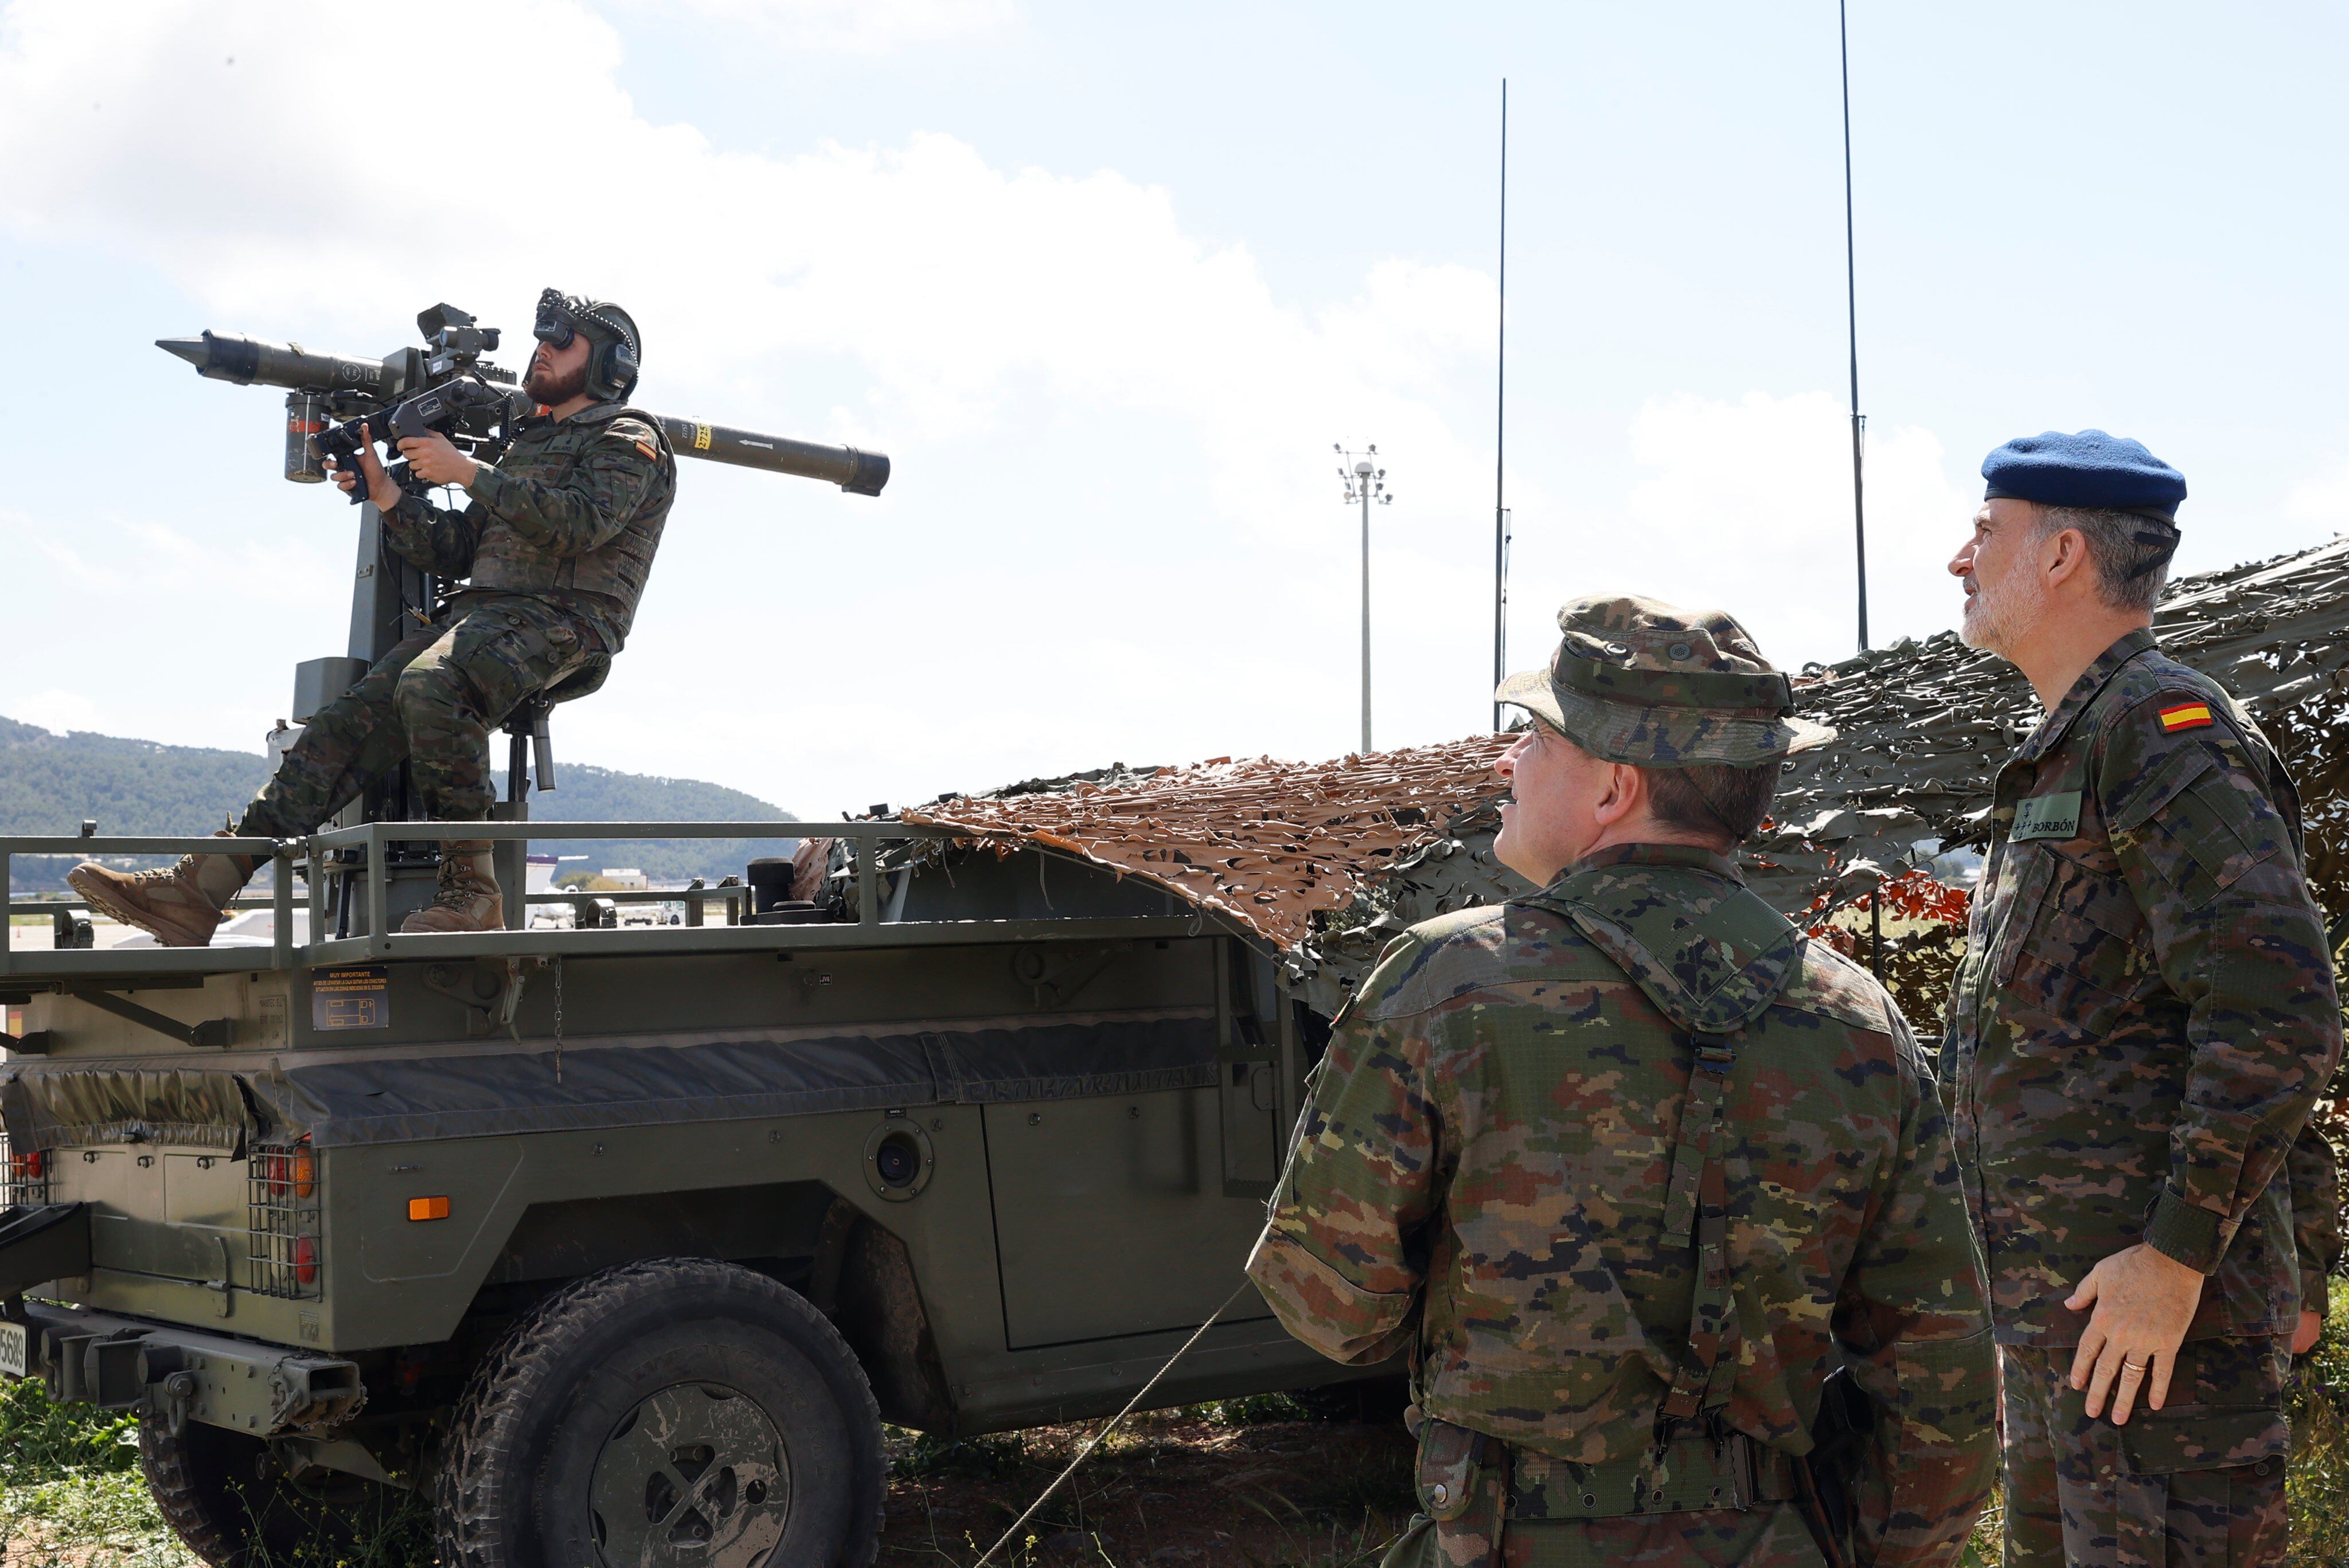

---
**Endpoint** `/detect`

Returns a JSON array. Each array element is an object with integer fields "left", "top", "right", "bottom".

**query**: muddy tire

[
  {"left": 140, "top": 1415, "right": 408, "bottom": 1567},
  {"left": 434, "top": 1257, "right": 885, "bottom": 1568}
]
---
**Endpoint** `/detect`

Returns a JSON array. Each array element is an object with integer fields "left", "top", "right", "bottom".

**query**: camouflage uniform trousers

[
  {"left": 239, "top": 593, "right": 602, "bottom": 836},
  {"left": 1381, "top": 1503, "right": 1831, "bottom": 1568},
  {"left": 1999, "top": 1338, "right": 2288, "bottom": 1567}
]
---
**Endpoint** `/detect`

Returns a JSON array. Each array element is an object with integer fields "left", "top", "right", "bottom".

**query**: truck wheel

[
  {"left": 139, "top": 1416, "right": 401, "bottom": 1567},
  {"left": 435, "top": 1257, "right": 885, "bottom": 1568}
]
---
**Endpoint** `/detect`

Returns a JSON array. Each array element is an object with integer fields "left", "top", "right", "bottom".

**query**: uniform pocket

[
  {"left": 1414, "top": 1419, "right": 1483, "bottom": 1520},
  {"left": 1412, "top": 1419, "right": 1504, "bottom": 1566},
  {"left": 2109, "top": 1411, "right": 2286, "bottom": 1568},
  {"left": 2010, "top": 853, "right": 2147, "bottom": 1042},
  {"left": 2117, "top": 1406, "right": 2287, "bottom": 1476},
  {"left": 1991, "top": 847, "right": 2058, "bottom": 985},
  {"left": 2112, "top": 747, "right": 2283, "bottom": 909}
]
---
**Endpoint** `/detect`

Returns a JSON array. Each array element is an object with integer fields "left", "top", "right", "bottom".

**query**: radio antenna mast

[
  {"left": 1840, "top": 0, "right": 1869, "bottom": 652},
  {"left": 1492, "top": 79, "right": 1512, "bottom": 730}
]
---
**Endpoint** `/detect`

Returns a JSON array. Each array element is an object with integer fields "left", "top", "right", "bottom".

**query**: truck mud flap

[{"left": 0, "top": 1203, "right": 89, "bottom": 1296}]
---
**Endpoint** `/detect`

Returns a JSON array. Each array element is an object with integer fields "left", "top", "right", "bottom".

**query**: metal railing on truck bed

[{"left": 1, "top": 820, "right": 1222, "bottom": 983}]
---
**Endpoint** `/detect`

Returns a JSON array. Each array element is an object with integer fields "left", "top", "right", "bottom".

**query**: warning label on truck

[{"left": 311, "top": 966, "right": 389, "bottom": 1031}]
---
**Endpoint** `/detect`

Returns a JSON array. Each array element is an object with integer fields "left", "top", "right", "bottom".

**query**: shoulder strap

[
  {"left": 567, "top": 401, "right": 676, "bottom": 457},
  {"left": 1656, "top": 1026, "right": 1739, "bottom": 1428},
  {"left": 1524, "top": 861, "right": 1808, "bottom": 1440}
]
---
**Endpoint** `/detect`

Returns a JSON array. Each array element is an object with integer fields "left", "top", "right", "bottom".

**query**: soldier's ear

[
  {"left": 2042, "top": 521, "right": 2096, "bottom": 592},
  {"left": 1592, "top": 761, "right": 1643, "bottom": 829}
]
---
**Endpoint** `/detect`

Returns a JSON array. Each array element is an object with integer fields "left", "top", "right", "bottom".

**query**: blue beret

[{"left": 1981, "top": 429, "right": 2186, "bottom": 525}]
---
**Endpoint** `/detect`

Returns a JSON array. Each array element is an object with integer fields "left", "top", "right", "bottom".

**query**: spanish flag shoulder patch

[
  {"left": 634, "top": 439, "right": 657, "bottom": 460},
  {"left": 2158, "top": 700, "right": 2215, "bottom": 733}
]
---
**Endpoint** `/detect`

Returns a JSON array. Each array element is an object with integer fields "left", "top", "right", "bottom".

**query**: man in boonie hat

[
  {"left": 1249, "top": 594, "right": 1995, "bottom": 1567},
  {"left": 1944, "top": 432, "right": 2340, "bottom": 1567}
]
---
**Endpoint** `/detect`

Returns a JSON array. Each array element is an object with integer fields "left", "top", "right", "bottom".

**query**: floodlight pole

[{"left": 1336, "top": 445, "right": 1392, "bottom": 754}]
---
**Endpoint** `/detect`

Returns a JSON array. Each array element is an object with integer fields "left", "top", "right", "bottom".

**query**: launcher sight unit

[{"left": 158, "top": 306, "right": 892, "bottom": 498}]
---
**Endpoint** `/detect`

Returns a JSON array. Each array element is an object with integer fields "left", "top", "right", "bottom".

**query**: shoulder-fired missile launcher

[{"left": 159, "top": 303, "right": 890, "bottom": 497}]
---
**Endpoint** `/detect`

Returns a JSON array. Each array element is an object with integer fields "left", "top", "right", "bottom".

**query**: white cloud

[
  {"left": 602, "top": 0, "right": 1017, "bottom": 52},
  {"left": 0, "top": 0, "right": 1508, "bottom": 810},
  {"left": 1503, "top": 391, "right": 1977, "bottom": 675},
  {"left": 0, "top": 1, "right": 1981, "bottom": 817}
]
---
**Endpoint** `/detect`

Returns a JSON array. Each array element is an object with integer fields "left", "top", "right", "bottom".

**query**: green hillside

[{"left": 0, "top": 715, "right": 797, "bottom": 890}]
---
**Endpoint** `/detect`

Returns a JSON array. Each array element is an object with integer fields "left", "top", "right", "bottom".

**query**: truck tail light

[
  {"left": 1, "top": 1133, "right": 49, "bottom": 1206},
  {"left": 248, "top": 1136, "right": 321, "bottom": 1299},
  {"left": 257, "top": 1137, "right": 314, "bottom": 1199}
]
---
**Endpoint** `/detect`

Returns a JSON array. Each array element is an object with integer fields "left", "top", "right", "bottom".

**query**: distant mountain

[{"left": 0, "top": 715, "right": 796, "bottom": 890}]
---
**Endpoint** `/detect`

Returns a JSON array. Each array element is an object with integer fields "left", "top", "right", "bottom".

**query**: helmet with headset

[{"left": 533, "top": 288, "right": 641, "bottom": 402}]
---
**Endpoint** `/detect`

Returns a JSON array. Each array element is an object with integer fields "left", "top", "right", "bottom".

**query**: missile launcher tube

[
  {"left": 653, "top": 416, "right": 889, "bottom": 496},
  {"left": 161, "top": 332, "right": 392, "bottom": 397},
  {"left": 159, "top": 331, "right": 891, "bottom": 495}
]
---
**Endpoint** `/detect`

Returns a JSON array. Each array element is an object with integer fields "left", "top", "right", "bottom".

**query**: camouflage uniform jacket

[
  {"left": 1248, "top": 843, "right": 1996, "bottom": 1566},
  {"left": 384, "top": 401, "right": 677, "bottom": 649},
  {"left": 1942, "top": 627, "right": 2342, "bottom": 1347},
  {"left": 2290, "top": 1120, "right": 2340, "bottom": 1319}
]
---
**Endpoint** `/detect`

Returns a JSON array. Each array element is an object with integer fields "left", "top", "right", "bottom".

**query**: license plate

[{"left": 0, "top": 1321, "right": 25, "bottom": 1379}]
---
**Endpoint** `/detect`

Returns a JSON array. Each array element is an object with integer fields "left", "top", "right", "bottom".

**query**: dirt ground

[{"left": 879, "top": 1410, "right": 1418, "bottom": 1568}]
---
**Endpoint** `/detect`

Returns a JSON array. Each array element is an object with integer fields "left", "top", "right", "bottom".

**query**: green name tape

[{"left": 2011, "top": 790, "right": 2082, "bottom": 842}]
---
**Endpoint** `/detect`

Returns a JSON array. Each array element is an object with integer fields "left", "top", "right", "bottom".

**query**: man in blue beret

[{"left": 1941, "top": 431, "right": 2342, "bottom": 1566}]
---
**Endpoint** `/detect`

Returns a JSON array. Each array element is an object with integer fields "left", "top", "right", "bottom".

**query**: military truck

[
  {"left": 0, "top": 303, "right": 1438, "bottom": 1568},
  {"left": 0, "top": 806, "right": 1410, "bottom": 1568}
]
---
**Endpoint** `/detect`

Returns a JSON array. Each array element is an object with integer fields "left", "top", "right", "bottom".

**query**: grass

[
  {"left": 0, "top": 1375, "right": 191, "bottom": 1568},
  {"left": 7, "top": 1308, "right": 2347, "bottom": 1567}
]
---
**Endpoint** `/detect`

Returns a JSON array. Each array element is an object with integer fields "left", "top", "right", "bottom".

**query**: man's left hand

[
  {"left": 2066, "top": 1243, "right": 2205, "bottom": 1424},
  {"left": 397, "top": 432, "right": 479, "bottom": 489}
]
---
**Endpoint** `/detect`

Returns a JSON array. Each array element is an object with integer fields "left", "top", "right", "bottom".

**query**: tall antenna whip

[
  {"left": 1840, "top": 0, "right": 1868, "bottom": 652},
  {"left": 1492, "top": 79, "right": 1512, "bottom": 730},
  {"left": 1841, "top": 1, "right": 1883, "bottom": 978}
]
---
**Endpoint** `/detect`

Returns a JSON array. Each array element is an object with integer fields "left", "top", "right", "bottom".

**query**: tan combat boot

[
  {"left": 401, "top": 841, "right": 505, "bottom": 933},
  {"left": 67, "top": 831, "right": 256, "bottom": 948}
]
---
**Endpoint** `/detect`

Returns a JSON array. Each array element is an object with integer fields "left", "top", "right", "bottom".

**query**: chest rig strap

[{"left": 1658, "top": 1027, "right": 1738, "bottom": 1425}]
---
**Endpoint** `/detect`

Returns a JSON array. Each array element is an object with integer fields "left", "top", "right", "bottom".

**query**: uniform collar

[
  {"left": 1554, "top": 840, "right": 1746, "bottom": 887},
  {"left": 2017, "top": 626, "right": 2161, "bottom": 763},
  {"left": 520, "top": 399, "right": 627, "bottom": 434}
]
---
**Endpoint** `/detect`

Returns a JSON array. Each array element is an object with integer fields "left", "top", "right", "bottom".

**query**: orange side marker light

[{"left": 408, "top": 1195, "right": 450, "bottom": 1222}]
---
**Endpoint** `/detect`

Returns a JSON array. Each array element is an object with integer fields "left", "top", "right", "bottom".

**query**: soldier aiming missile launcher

[
  {"left": 160, "top": 307, "right": 892, "bottom": 498},
  {"left": 155, "top": 302, "right": 894, "bottom": 932}
]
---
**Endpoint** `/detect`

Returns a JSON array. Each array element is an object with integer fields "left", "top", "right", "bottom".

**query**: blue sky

[{"left": 2, "top": 1, "right": 2343, "bottom": 818}]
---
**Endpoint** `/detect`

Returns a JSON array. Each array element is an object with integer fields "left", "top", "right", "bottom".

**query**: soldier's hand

[
  {"left": 2293, "top": 1308, "right": 2323, "bottom": 1355},
  {"left": 325, "top": 423, "right": 401, "bottom": 510},
  {"left": 398, "top": 431, "right": 479, "bottom": 489},
  {"left": 2065, "top": 1243, "right": 2204, "bottom": 1424}
]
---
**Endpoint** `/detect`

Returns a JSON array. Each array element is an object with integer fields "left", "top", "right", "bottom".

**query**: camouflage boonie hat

[{"left": 1494, "top": 594, "right": 1836, "bottom": 767}]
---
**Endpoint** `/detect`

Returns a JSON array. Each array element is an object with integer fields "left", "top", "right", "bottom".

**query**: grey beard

[{"left": 1960, "top": 580, "right": 2045, "bottom": 657}]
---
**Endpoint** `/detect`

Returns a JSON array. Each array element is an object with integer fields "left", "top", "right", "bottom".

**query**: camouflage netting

[
  {"left": 900, "top": 537, "right": 2349, "bottom": 1232},
  {"left": 1762, "top": 535, "right": 2349, "bottom": 960}
]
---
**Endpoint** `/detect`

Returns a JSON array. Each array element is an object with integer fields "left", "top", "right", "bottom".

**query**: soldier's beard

[
  {"left": 527, "top": 359, "right": 590, "bottom": 405},
  {"left": 1960, "top": 569, "right": 2053, "bottom": 658}
]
